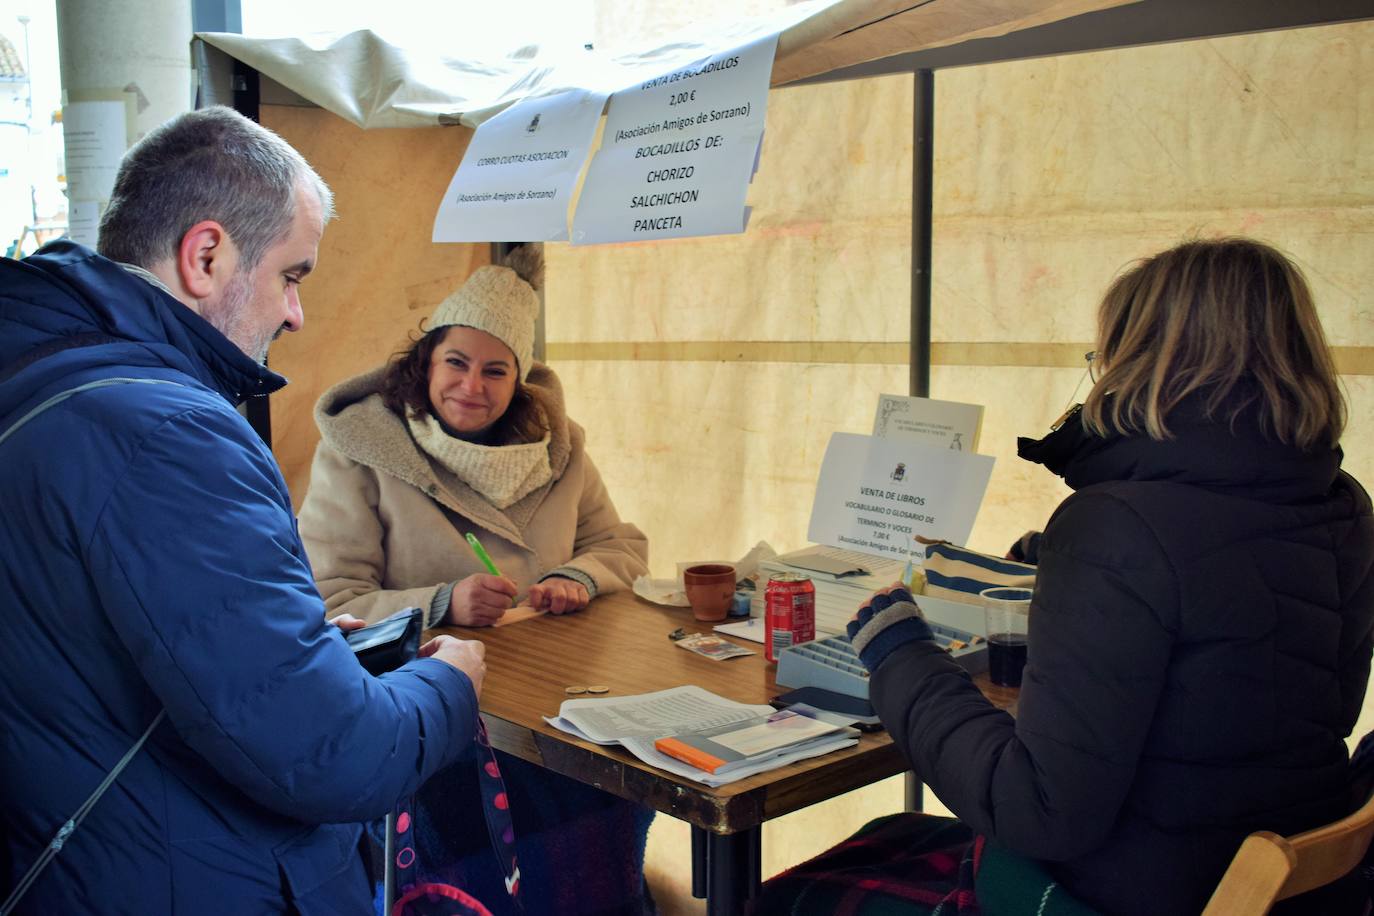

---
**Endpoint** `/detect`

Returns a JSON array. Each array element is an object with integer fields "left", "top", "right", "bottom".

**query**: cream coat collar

[{"left": 313, "top": 362, "right": 574, "bottom": 546}]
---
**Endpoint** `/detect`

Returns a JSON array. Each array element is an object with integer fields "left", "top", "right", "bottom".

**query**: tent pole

[
  {"left": 905, "top": 67, "right": 935, "bottom": 815},
  {"left": 229, "top": 62, "right": 273, "bottom": 448},
  {"left": 910, "top": 69, "right": 934, "bottom": 399}
]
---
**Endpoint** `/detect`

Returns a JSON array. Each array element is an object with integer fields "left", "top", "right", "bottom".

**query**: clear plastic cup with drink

[{"left": 980, "top": 586, "right": 1032, "bottom": 687}]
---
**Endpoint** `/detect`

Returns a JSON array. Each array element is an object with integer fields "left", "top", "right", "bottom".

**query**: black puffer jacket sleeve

[{"left": 870, "top": 491, "right": 1178, "bottom": 860}]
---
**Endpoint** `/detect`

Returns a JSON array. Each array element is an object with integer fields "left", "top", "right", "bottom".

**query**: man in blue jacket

[{"left": 0, "top": 106, "right": 487, "bottom": 914}]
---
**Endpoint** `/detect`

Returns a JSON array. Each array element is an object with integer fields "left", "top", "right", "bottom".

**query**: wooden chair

[{"left": 1201, "top": 789, "right": 1374, "bottom": 915}]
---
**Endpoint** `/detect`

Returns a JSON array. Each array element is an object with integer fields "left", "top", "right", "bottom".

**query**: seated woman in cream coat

[
  {"left": 298, "top": 247, "right": 654, "bottom": 915},
  {"left": 300, "top": 246, "right": 648, "bottom": 628}
]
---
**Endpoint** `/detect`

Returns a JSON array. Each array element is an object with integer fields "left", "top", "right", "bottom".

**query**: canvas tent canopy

[
  {"left": 192, "top": 0, "right": 1374, "bottom": 580},
  {"left": 196, "top": 0, "right": 1144, "bottom": 128}
]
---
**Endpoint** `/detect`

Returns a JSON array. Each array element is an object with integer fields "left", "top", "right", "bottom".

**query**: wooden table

[{"left": 438, "top": 591, "right": 1018, "bottom": 915}]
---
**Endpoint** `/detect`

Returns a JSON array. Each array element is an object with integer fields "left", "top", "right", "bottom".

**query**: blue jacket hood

[{"left": 0, "top": 240, "right": 285, "bottom": 411}]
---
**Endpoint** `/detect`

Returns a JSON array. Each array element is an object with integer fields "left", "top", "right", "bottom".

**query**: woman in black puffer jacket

[{"left": 760, "top": 238, "right": 1374, "bottom": 916}]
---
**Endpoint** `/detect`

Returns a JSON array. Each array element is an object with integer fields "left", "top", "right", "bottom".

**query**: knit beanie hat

[{"left": 428, "top": 246, "right": 542, "bottom": 383}]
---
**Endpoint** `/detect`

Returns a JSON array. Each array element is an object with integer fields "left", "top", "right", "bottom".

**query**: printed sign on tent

[
  {"left": 433, "top": 89, "right": 608, "bottom": 243},
  {"left": 572, "top": 34, "right": 776, "bottom": 245},
  {"left": 807, "top": 433, "right": 995, "bottom": 562},
  {"left": 873, "top": 394, "right": 985, "bottom": 452}
]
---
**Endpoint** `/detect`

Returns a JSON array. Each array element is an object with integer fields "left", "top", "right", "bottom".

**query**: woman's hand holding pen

[
  {"left": 525, "top": 577, "right": 590, "bottom": 615},
  {"left": 448, "top": 574, "right": 518, "bottom": 626}
]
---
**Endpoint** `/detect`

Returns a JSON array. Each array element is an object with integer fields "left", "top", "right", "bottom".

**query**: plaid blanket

[{"left": 750, "top": 814, "right": 1100, "bottom": 916}]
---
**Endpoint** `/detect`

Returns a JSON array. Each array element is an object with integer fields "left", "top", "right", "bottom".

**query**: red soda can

[{"left": 765, "top": 573, "right": 816, "bottom": 662}]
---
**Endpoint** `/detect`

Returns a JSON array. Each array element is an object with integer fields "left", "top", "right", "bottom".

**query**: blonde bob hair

[{"left": 1081, "top": 238, "right": 1345, "bottom": 451}]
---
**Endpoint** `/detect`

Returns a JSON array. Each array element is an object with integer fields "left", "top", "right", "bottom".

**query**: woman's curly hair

[
  {"left": 380, "top": 325, "right": 547, "bottom": 444},
  {"left": 382, "top": 248, "right": 549, "bottom": 443}
]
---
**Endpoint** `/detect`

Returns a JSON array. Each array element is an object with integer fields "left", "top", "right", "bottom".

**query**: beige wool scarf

[{"left": 407, "top": 413, "right": 553, "bottom": 509}]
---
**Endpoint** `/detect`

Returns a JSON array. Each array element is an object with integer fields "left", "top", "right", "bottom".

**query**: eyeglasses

[{"left": 1054, "top": 350, "right": 1100, "bottom": 430}]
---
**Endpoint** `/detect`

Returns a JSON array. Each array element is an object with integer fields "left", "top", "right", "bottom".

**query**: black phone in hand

[{"left": 343, "top": 607, "right": 424, "bottom": 676}]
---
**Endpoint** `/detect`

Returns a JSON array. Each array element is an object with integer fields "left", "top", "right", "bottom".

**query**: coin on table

[
  {"left": 587, "top": 686, "right": 610, "bottom": 695},
  {"left": 565, "top": 686, "right": 588, "bottom": 695}
]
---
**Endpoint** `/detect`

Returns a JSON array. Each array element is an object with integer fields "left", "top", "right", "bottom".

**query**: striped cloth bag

[{"left": 921, "top": 542, "right": 1036, "bottom": 604}]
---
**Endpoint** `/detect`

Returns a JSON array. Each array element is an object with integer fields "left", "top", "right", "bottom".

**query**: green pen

[{"left": 465, "top": 532, "right": 503, "bottom": 577}]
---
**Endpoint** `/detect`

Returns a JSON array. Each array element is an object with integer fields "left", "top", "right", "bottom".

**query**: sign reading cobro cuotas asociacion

[{"left": 432, "top": 89, "right": 608, "bottom": 243}]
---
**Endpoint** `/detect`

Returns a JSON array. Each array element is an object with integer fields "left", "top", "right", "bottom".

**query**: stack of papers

[
  {"left": 753, "top": 545, "right": 907, "bottom": 635},
  {"left": 545, "top": 685, "right": 858, "bottom": 787}
]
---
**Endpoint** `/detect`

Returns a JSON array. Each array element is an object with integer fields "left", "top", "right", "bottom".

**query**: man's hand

[
  {"left": 524, "top": 577, "right": 591, "bottom": 615},
  {"left": 448, "top": 574, "right": 518, "bottom": 626},
  {"left": 329, "top": 613, "right": 368, "bottom": 632},
  {"left": 419, "top": 635, "right": 487, "bottom": 697}
]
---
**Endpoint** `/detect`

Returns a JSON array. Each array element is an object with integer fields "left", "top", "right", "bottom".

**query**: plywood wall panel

[{"left": 258, "top": 106, "right": 490, "bottom": 505}]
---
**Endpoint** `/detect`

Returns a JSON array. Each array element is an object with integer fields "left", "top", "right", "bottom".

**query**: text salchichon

[{"left": 572, "top": 34, "right": 777, "bottom": 244}]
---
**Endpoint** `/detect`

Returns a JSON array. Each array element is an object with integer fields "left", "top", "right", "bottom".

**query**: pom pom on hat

[{"left": 428, "top": 246, "right": 542, "bottom": 383}]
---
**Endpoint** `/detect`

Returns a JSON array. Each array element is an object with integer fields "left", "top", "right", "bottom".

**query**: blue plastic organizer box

[{"left": 775, "top": 623, "right": 987, "bottom": 699}]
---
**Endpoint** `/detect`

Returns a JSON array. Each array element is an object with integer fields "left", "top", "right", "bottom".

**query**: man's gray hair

[{"left": 97, "top": 106, "right": 334, "bottom": 271}]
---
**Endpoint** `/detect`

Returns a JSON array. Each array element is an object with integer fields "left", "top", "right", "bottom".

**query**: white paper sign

[
  {"left": 62, "top": 101, "right": 125, "bottom": 204},
  {"left": 873, "top": 394, "right": 985, "bottom": 452},
  {"left": 572, "top": 34, "right": 776, "bottom": 244},
  {"left": 432, "top": 89, "right": 608, "bottom": 243},
  {"left": 807, "top": 433, "right": 995, "bottom": 561},
  {"left": 63, "top": 101, "right": 126, "bottom": 246},
  {"left": 67, "top": 200, "right": 102, "bottom": 248}
]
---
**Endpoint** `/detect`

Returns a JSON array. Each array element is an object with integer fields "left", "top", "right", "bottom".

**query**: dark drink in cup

[
  {"left": 981, "top": 586, "right": 1033, "bottom": 688},
  {"left": 987, "top": 632, "right": 1029, "bottom": 687}
]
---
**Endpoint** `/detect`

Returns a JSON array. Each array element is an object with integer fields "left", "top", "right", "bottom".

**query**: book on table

[
  {"left": 653, "top": 709, "right": 849, "bottom": 775},
  {"left": 545, "top": 685, "right": 858, "bottom": 787}
]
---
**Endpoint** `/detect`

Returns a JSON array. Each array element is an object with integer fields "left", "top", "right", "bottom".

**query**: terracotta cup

[{"left": 683, "top": 564, "right": 737, "bottom": 622}]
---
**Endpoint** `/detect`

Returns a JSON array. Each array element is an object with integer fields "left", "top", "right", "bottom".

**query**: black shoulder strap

[{"left": 0, "top": 376, "right": 176, "bottom": 915}]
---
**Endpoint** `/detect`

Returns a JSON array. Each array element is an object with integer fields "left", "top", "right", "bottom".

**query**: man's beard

[{"left": 202, "top": 268, "right": 278, "bottom": 365}]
